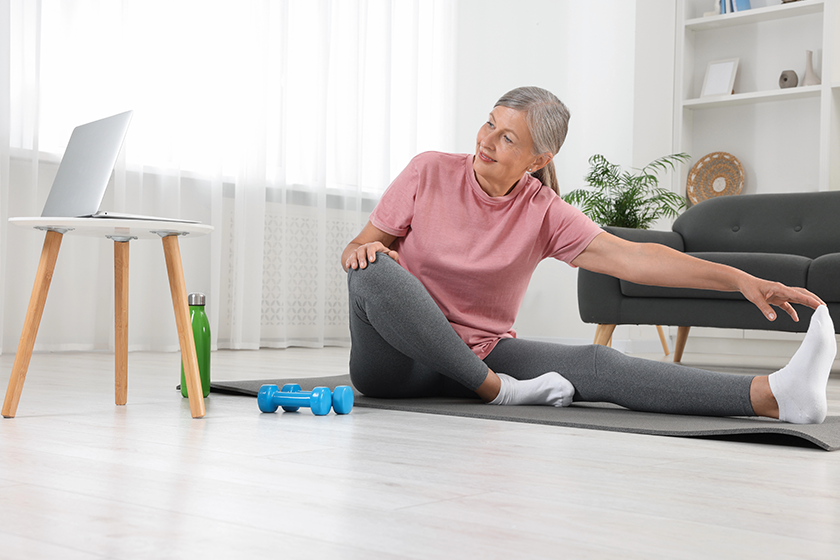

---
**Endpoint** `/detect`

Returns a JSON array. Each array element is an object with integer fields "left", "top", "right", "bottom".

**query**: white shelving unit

[{"left": 674, "top": 0, "right": 840, "bottom": 194}]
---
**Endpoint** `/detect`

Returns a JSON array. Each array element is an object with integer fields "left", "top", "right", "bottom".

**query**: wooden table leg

[
  {"left": 2, "top": 230, "right": 63, "bottom": 418},
  {"left": 161, "top": 234, "right": 205, "bottom": 418},
  {"left": 114, "top": 241, "right": 129, "bottom": 405}
]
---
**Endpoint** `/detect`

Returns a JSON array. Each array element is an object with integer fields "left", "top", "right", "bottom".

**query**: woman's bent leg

[
  {"left": 347, "top": 254, "right": 488, "bottom": 398},
  {"left": 484, "top": 338, "right": 755, "bottom": 416}
]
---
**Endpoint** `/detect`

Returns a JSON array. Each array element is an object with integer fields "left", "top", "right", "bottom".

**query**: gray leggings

[{"left": 347, "top": 254, "right": 755, "bottom": 417}]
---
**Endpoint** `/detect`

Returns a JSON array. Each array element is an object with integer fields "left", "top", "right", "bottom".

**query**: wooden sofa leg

[
  {"left": 594, "top": 324, "right": 616, "bottom": 347},
  {"left": 656, "top": 325, "right": 670, "bottom": 356},
  {"left": 674, "top": 326, "right": 691, "bottom": 363}
]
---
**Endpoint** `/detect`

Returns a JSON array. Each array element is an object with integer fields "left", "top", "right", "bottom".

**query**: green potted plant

[
  {"left": 563, "top": 152, "right": 690, "bottom": 355},
  {"left": 562, "top": 153, "right": 690, "bottom": 229}
]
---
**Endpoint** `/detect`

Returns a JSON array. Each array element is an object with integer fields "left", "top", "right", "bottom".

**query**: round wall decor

[{"left": 685, "top": 152, "right": 744, "bottom": 205}]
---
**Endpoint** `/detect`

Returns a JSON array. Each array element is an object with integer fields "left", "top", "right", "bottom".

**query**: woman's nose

[{"left": 480, "top": 130, "right": 499, "bottom": 149}]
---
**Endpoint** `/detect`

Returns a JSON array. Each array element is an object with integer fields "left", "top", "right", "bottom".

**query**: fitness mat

[{"left": 209, "top": 374, "right": 840, "bottom": 451}]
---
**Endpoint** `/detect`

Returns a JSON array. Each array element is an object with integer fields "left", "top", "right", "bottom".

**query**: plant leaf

[{"left": 563, "top": 152, "right": 690, "bottom": 229}]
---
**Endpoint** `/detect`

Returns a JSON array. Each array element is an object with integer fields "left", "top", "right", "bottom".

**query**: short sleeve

[
  {"left": 369, "top": 156, "right": 421, "bottom": 237},
  {"left": 543, "top": 198, "right": 604, "bottom": 264}
]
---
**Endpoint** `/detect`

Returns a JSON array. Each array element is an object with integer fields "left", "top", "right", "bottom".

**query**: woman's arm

[
  {"left": 342, "top": 221, "right": 400, "bottom": 272},
  {"left": 571, "top": 232, "right": 825, "bottom": 322}
]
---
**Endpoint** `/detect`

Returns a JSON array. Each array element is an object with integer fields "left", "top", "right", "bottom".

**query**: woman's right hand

[
  {"left": 344, "top": 241, "right": 400, "bottom": 271},
  {"left": 342, "top": 222, "right": 400, "bottom": 272}
]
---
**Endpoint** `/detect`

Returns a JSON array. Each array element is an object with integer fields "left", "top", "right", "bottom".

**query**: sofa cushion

[
  {"left": 807, "top": 253, "right": 840, "bottom": 302},
  {"left": 673, "top": 192, "right": 840, "bottom": 259},
  {"left": 619, "top": 252, "right": 811, "bottom": 300}
]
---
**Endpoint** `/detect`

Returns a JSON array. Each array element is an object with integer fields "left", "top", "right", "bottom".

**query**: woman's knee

[{"left": 346, "top": 253, "right": 400, "bottom": 295}]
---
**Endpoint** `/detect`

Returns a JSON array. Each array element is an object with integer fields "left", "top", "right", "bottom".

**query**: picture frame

[{"left": 701, "top": 58, "right": 739, "bottom": 97}]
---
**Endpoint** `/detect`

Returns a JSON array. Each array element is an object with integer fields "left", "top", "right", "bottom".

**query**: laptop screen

[{"left": 40, "top": 110, "right": 133, "bottom": 218}]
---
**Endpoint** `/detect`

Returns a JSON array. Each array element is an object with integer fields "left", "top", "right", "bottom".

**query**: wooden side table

[{"left": 2, "top": 217, "right": 214, "bottom": 419}]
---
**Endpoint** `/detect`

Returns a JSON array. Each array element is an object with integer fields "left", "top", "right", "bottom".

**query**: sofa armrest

[
  {"left": 808, "top": 252, "right": 840, "bottom": 302},
  {"left": 578, "top": 268, "right": 623, "bottom": 324},
  {"left": 603, "top": 226, "right": 685, "bottom": 252}
]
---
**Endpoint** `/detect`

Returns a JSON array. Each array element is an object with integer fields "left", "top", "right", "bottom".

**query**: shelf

[
  {"left": 683, "top": 85, "right": 822, "bottom": 109},
  {"left": 685, "top": 0, "right": 823, "bottom": 31}
]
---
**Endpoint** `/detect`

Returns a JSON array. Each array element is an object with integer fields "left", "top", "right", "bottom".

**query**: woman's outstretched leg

[
  {"left": 485, "top": 339, "right": 755, "bottom": 416},
  {"left": 484, "top": 306, "right": 836, "bottom": 422}
]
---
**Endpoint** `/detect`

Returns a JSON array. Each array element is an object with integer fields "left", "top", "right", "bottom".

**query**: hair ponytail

[{"left": 533, "top": 161, "right": 559, "bottom": 195}]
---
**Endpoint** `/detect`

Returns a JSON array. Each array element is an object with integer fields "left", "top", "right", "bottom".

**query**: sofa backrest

[{"left": 672, "top": 191, "right": 840, "bottom": 259}]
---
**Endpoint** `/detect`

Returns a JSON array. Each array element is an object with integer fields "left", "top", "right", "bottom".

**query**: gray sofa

[{"left": 577, "top": 191, "right": 840, "bottom": 361}]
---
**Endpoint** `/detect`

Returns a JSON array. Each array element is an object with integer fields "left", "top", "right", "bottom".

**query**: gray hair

[{"left": 494, "top": 86, "right": 570, "bottom": 195}]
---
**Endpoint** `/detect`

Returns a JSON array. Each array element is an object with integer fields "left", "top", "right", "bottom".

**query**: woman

[{"left": 342, "top": 86, "right": 835, "bottom": 424}]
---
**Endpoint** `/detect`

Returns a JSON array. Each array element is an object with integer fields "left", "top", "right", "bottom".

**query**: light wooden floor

[{"left": 1, "top": 347, "right": 839, "bottom": 559}]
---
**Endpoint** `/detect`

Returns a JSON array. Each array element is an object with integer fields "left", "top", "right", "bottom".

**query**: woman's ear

[{"left": 529, "top": 153, "right": 553, "bottom": 173}]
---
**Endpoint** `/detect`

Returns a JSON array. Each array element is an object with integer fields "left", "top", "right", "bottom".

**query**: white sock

[
  {"left": 488, "top": 372, "right": 575, "bottom": 407},
  {"left": 768, "top": 305, "right": 836, "bottom": 424}
]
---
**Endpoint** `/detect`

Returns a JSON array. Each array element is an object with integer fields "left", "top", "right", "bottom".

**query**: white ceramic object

[{"left": 802, "top": 50, "right": 821, "bottom": 86}]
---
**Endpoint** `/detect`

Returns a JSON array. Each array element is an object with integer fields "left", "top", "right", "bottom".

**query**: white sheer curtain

[{"left": 0, "top": 0, "right": 455, "bottom": 353}]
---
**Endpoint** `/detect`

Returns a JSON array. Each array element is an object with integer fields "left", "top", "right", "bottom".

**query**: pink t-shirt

[{"left": 369, "top": 151, "right": 603, "bottom": 358}]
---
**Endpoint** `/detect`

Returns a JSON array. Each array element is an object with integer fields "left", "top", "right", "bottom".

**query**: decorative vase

[
  {"left": 802, "top": 50, "right": 821, "bottom": 86},
  {"left": 779, "top": 70, "right": 798, "bottom": 89}
]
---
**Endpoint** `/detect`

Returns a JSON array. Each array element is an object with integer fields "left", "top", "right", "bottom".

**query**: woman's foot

[
  {"left": 488, "top": 372, "right": 575, "bottom": 407},
  {"left": 767, "top": 305, "right": 836, "bottom": 424}
]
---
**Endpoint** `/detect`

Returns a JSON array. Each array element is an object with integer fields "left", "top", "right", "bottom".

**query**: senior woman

[{"left": 342, "top": 86, "right": 835, "bottom": 425}]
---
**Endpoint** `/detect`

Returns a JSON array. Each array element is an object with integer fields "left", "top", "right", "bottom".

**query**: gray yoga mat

[{"left": 209, "top": 374, "right": 840, "bottom": 451}]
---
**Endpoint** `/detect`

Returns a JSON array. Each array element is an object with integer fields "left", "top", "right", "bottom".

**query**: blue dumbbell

[
  {"left": 329, "top": 385, "right": 354, "bottom": 414},
  {"left": 257, "top": 383, "right": 354, "bottom": 415},
  {"left": 280, "top": 383, "right": 354, "bottom": 414},
  {"left": 277, "top": 384, "right": 354, "bottom": 414},
  {"left": 280, "top": 384, "right": 354, "bottom": 415}
]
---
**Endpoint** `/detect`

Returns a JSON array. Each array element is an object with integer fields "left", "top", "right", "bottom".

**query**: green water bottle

[{"left": 181, "top": 292, "right": 211, "bottom": 398}]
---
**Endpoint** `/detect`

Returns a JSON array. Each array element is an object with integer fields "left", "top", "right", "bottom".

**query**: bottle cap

[{"left": 188, "top": 292, "right": 206, "bottom": 306}]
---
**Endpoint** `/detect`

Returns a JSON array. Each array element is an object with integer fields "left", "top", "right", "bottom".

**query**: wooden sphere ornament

[{"left": 685, "top": 152, "right": 744, "bottom": 205}]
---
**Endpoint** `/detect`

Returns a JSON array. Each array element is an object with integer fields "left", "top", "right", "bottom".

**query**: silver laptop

[{"left": 40, "top": 110, "right": 198, "bottom": 224}]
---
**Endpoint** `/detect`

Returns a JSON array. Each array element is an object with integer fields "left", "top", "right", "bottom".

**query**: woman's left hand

[{"left": 737, "top": 277, "right": 825, "bottom": 322}]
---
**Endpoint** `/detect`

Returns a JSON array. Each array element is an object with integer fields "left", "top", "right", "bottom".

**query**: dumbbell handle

[
  {"left": 274, "top": 387, "right": 332, "bottom": 415},
  {"left": 273, "top": 392, "right": 322, "bottom": 406}
]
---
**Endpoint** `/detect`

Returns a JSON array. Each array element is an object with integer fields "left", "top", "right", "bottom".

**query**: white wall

[{"left": 454, "top": 0, "right": 638, "bottom": 343}]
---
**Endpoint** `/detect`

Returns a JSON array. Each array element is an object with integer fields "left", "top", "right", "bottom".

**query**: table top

[{"left": 10, "top": 217, "right": 214, "bottom": 240}]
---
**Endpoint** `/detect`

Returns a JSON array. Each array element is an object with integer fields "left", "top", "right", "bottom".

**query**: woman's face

[{"left": 474, "top": 106, "right": 548, "bottom": 197}]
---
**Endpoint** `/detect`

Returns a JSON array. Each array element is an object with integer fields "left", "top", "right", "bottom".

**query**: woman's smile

[{"left": 478, "top": 150, "right": 496, "bottom": 163}]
